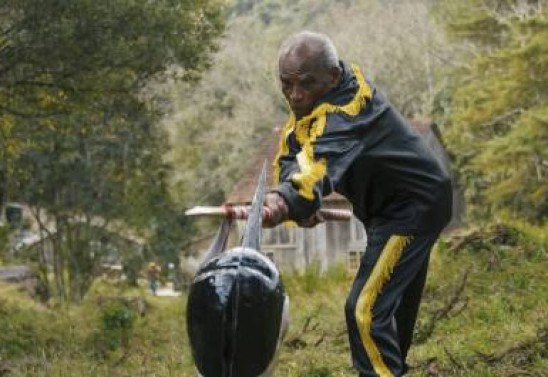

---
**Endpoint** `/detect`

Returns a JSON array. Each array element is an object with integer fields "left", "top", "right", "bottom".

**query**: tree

[
  {"left": 434, "top": 0, "right": 547, "bottom": 224},
  {"left": 0, "top": 0, "right": 224, "bottom": 301}
]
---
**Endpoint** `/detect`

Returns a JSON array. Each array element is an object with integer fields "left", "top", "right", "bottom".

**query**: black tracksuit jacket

[{"left": 275, "top": 61, "right": 452, "bottom": 235}]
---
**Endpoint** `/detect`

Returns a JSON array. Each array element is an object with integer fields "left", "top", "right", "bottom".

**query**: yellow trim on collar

[{"left": 272, "top": 64, "right": 371, "bottom": 201}]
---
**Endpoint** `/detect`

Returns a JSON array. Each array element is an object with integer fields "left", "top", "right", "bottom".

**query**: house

[{"left": 225, "top": 119, "right": 461, "bottom": 273}]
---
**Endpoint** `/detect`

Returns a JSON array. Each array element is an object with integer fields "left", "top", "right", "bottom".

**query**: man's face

[{"left": 279, "top": 51, "right": 338, "bottom": 119}]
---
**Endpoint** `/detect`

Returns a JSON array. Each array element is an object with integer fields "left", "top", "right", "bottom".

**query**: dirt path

[{"left": 154, "top": 282, "right": 181, "bottom": 297}]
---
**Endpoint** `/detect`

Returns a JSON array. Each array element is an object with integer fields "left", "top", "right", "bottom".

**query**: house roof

[
  {"left": 226, "top": 118, "right": 438, "bottom": 205},
  {"left": 226, "top": 128, "right": 282, "bottom": 205}
]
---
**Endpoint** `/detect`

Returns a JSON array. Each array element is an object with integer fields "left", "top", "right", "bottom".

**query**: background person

[{"left": 146, "top": 262, "right": 161, "bottom": 296}]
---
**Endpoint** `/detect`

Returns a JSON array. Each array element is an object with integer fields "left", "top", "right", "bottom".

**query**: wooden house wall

[{"left": 257, "top": 214, "right": 366, "bottom": 272}]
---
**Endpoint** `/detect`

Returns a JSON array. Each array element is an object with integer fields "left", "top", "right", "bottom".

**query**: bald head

[
  {"left": 278, "top": 31, "right": 341, "bottom": 119},
  {"left": 278, "top": 31, "right": 339, "bottom": 73}
]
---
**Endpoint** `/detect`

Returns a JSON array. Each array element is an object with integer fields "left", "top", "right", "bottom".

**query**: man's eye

[{"left": 302, "top": 78, "right": 315, "bottom": 88}]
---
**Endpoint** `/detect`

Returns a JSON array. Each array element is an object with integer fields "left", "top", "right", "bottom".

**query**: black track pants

[{"left": 345, "top": 230, "right": 440, "bottom": 377}]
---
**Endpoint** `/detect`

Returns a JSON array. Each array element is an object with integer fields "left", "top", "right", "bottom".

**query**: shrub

[{"left": 93, "top": 298, "right": 136, "bottom": 354}]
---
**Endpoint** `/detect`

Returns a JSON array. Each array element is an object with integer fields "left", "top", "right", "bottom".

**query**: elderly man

[{"left": 264, "top": 31, "right": 452, "bottom": 377}]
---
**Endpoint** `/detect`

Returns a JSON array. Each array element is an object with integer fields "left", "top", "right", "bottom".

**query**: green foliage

[
  {"left": 0, "top": 300, "right": 41, "bottom": 357},
  {"left": 298, "top": 365, "right": 333, "bottom": 377},
  {"left": 0, "top": 225, "right": 10, "bottom": 259},
  {"left": 0, "top": 0, "right": 224, "bottom": 301},
  {"left": 0, "top": 284, "right": 62, "bottom": 358},
  {"left": 501, "top": 216, "right": 548, "bottom": 252},
  {"left": 432, "top": 0, "right": 510, "bottom": 46},
  {"left": 284, "top": 262, "right": 325, "bottom": 294},
  {"left": 284, "top": 262, "right": 350, "bottom": 295},
  {"left": 435, "top": 0, "right": 548, "bottom": 224},
  {"left": 122, "top": 252, "right": 143, "bottom": 287},
  {"left": 94, "top": 299, "right": 136, "bottom": 353},
  {"left": 324, "top": 262, "right": 351, "bottom": 283},
  {"left": 415, "top": 223, "right": 547, "bottom": 376}
]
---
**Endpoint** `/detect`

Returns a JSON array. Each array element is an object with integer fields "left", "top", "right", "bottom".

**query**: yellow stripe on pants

[{"left": 355, "top": 235, "right": 412, "bottom": 377}]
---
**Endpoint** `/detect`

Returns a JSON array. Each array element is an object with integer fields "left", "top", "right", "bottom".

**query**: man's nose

[{"left": 290, "top": 86, "right": 304, "bottom": 102}]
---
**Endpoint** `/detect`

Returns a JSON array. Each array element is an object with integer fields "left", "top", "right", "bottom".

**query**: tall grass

[{"left": 1, "top": 221, "right": 546, "bottom": 376}]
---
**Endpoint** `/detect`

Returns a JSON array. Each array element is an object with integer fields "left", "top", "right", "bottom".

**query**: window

[{"left": 347, "top": 250, "right": 364, "bottom": 271}]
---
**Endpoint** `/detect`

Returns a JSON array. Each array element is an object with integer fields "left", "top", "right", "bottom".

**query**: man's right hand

[
  {"left": 297, "top": 211, "right": 324, "bottom": 228},
  {"left": 263, "top": 192, "right": 289, "bottom": 228}
]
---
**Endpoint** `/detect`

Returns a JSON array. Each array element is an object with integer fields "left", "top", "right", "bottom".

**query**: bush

[
  {"left": 0, "top": 295, "right": 62, "bottom": 358},
  {"left": 93, "top": 298, "right": 136, "bottom": 354}
]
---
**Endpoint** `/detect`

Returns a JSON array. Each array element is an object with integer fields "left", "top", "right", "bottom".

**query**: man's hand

[
  {"left": 264, "top": 192, "right": 289, "bottom": 228},
  {"left": 297, "top": 211, "right": 324, "bottom": 228}
]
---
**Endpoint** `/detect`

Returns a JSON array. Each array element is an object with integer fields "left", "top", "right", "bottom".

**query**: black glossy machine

[{"left": 186, "top": 163, "right": 289, "bottom": 377}]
